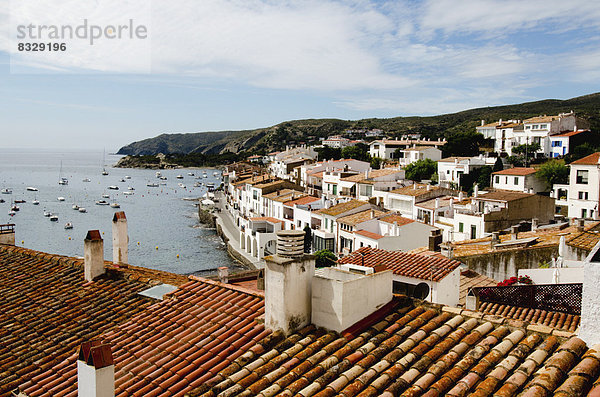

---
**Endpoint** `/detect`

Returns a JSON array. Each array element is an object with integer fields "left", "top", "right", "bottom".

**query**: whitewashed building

[
  {"left": 567, "top": 152, "right": 600, "bottom": 220},
  {"left": 491, "top": 167, "right": 548, "bottom": 194}
]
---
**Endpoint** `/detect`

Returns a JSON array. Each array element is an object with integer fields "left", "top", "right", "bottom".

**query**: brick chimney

[
  {"left": 112, "top": 212, "right": 128, "bottom": 265},
  {"left": 84, "top": 230, "right": 104, "bottom": 282},
  {"left": 264, "top": 230, "right": 315, "bottom": 335},
  {"left": 77, "top": 341, "right": 114, "bottom": 397},
  {"left": 0, "top": 224, "right": 15, "bottom": 246}
]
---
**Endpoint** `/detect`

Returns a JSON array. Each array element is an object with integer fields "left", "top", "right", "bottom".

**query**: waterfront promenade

[{"left": 213, "top": 191, "right": 264, "bottom": 269}]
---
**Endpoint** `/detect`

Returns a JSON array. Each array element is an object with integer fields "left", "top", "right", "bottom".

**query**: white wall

[
  {"left": 517, "top": 267, "right": 583, "bottom": 284},
  {"left": 432, "top": 267, "right": 461, "bottom": 307},
  {"left": 312, "top": 268, "right": 392, "bottom": 332}
]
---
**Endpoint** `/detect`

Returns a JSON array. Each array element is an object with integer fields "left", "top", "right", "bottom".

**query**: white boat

[
  {"left": 26, "top": 187, "right": 38, "bottom": 191},
  {"left": 194, "top": 182, "right": 202, "bottom": 187},
  {"left": 147, "top": 182, "right": 159, "bottom": 187},
  {"left": 1, "top": 188, "right": 12, "bottom": 194},
  {"left": 43, "top": 210, "right": 51, "bottom": 217},
  {"left": 57, "top": 197, "right": 65, "bottom": 201},
  {"left": 32, "top": 199, "right": 40, "bottom": 205},
  {"left": 159, "top": 176, "right": 167, "bottom": 180},
  {"left": 203, "top": 174, "right": 208, "bottom": 178},
  {"left": 155, "top": 171, "right": 162, "bottom": 177},
  {"left": 11, "top": 204, "right": 19, "bottom": 212},
  {"left": 178, "top": 183, "right": 186, "bottom": 188},
  {"left": 176, "top": 175, "right": 184, "bottom": 179},
  {"left": 58, "top": 161, "right": 68, "bottom": 185},
  {"left": 188, "top": 172, "right": 195, "bottom": 176},
  {"left": 72, "top": 204, "right": 80, "bottom": 210},
  {"left": 95, "top": 200, "right": 109, "bottom": 205},
  {"left": 101, "top": 169, "right": 109, "bottom": 176},
  {"left": 64, "top": 222, "right": 73, "bottom": 229},
  {"left": 125, "top": 175, "right": 131, "bottom": 179},
  {"left": 128, "top": 186, "right": 135, "bottom": 191},
  {"left": 8, "top": 210, "right": 15, "bottom": 217},
  {"left": 108, "top": 185, "right": 119, "bottom": 190},
  {"left": 110, "top": 202, "right": 120, "bottom": 208},
  {"left": 119, "top": 178, "right": 126, "bottom": 182},
  {"left": 159, "top": 182, "right": 167, "bottom": 185},
  {"left": 49, "top": 214, "right": 58, "bottom": 222},
  {"left": 102, "top": 193, "right": 110, "bottom": 199},
  {"left": 123, "top": 191, "right": 134, "bottom": 196},
  {"left": 82, "top": 178, "right": 91, "bottom": 182},
  {"left": 78, "top": 207, "right": 87, "bottom": 213}
]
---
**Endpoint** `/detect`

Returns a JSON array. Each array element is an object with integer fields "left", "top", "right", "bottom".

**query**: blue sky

[{"left": 2, "top": 0, "right": 600, "bottom": 151}]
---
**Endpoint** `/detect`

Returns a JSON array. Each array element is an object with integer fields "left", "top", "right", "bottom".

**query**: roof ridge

[
  {"left": 188, "top": 275, "right": 265, "bottom": 298},
  {"left": 0, "top": 244, "right": 83, "bottom": 268}
]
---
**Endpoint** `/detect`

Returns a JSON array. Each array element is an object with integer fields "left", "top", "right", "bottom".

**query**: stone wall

[{"left": 198, "top": 206, "right": 216, "bottom": 228}]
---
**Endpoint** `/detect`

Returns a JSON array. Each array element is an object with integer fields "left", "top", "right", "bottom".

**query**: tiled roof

[
  {"left": 390, "top": 184, "right": 439, "bottom": 197},
  {"left": 284, "top": 196, "right": 320, "bottom": 207},
  {"left": 354, "top": 229, "right": 384, "bottom": 240},
  {"left": 492, "top": 167, "right": 537, "bottom": 176},
  {"left": 476, "top": 190, "right": 533, "bottom": 202},
  {"left": 478, "top": 302, "right": 580, "bottom": 332},
  {"left": 552, "top": 129, "right": 589, "bottom": 137},
  {"left": 317, "top": 200, "right": 370, "bottom": 217},
  {"left": 379, "top": 213, "right": 415, "bottom": 226},
  {"left": 571, "top": 152, "right": 600, "bottom": 165},
  {"left": 524, "top": 115, "right": 559, "bottom": 123},
  {"left": 439, "top": 156, "right": 472, "bottom": 163},
  {"left": 339, "top": 247, "right": 462, "bottom": 282},
  {"left": 19, "top": 277, "right": 268, "bottom": 397},
  {"left": 337, "top": 209, "right": 387, "bottom": 226},
  {"left": 566, "top": 222, "right": 600, "bottom": 251},
  {"left": 195, "top": 298, "right": 600, "bottom": 397},
  {"left": 250, "top": 217, "right": 284, "bottom": 224},
  {"left": 459, "top": 269, "right": 497, "bottom": 306},
  {"left": 0, "top": 245, "right": 186, "bottom": 397},
  {"left": 253, "top": 180, "right": 288, "bottom": 189}
]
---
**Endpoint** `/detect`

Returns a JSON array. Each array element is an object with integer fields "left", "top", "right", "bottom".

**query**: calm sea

[{"left": 0, "top": 148, "right": 234, "bottom": 275}]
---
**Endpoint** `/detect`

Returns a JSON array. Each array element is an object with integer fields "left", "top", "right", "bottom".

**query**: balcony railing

[{"left": 472, "top": 283, "right": 582, "bottom": 315}]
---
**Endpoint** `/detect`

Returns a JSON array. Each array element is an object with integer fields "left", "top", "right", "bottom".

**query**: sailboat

[
  {"left": 58, "top": 161, "right": 68, "bottom": 185},
  {"left": 101, "top": 149, "right": 109, "bottom": 176}
]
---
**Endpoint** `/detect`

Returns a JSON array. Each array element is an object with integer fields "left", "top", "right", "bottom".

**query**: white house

[
  {"left": 313, "top": 199, "right": 373, "bottom": 254},
  {"left": 397, "top": 146, "right": 442, "bottom": 167},
  {"left": 322, "top": 135, "right": 352, "bottom": 149},
  {"left": 491, "top": 167, "right": 548, "bottom": 194},
  {"left": 437, "top": 156, "right": 487, "bottom": 189},
  {"left": 567, "top": 152, "right": 600, "bottom": 220},
  {"left": 549, "top": 129, "right": 591, "bottom": 158},
  {"left": 369, "top": 138, "right": 445, "bottom": 160},
  {"left": 338, "top": 247, "right": 462, "bottom": 306}
]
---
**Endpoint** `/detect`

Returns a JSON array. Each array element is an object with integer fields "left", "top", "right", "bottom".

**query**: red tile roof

[
  {"left": 284, "top": 195, "right": 320, "bottom": 207},
  {"left": 492, "top": 167, "right": 537, "bottom": 176},
  {"left": 19, "top": 277, "right": 268, "bottom": 397},
  {"left": 354, "top": 229, "right": 384, "bottom": 240},
  {"left": 338, "top": 247, "right": 462, "bottom": 282},
  {"left": 571, "top": 152, "right": 600, "bottom": 165},
  {"left": 379, "top": 213, "right": 415, "bottom": 226},
  {"left": 0, "top": 245, "right": 186, "bottom": 397},
  {"left": 552, "top": 129, "right": 589, "bottom": 137},
  {"left": 478, "top": 302, "right": 580, "bottom": 332},
  {"left": 250, "top": 216, "right": 284, "bottom": 224},
  {"left": 195, "top": 300, "right": 599, "bottom": 397}
]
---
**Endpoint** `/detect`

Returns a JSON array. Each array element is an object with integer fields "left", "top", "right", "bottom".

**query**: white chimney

[
  {"left": 112, "top": 212, "right": 128, "bottom": 265},
  {"left": 579, "top": 241, "right": 600, "bottom": 345},
  {"left": 531, "top": 218, "right": 539, "bottom": 231},
  {"left": 0, "top": 224, "right": 15, "bottom": 246},
  {"left": 481, "top": 120, "right": 485, "bottom": 126},
  {"left": 473, "top": 184, "right": 479, "bottom": 198},
  {"left": 458, "top": 192, "right": 464, "bottom": 201},
  {"left": 77, "top": 341, "right": 114, "bottom": 397},
  {"left": 264, "top": 230, "right": 315, "bottom": 335},
  {"left": 426, "top": 184, "right": 431, "bottom": 191},
  {"left": 84, "top": 230, "right": 105, "bottom": 282},
  {"left": 218, "top": 266, "right": 229, "bottom": 283}
]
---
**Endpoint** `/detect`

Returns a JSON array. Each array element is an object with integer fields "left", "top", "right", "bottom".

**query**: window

[
  {"left": 297, "top": 220, "right": 301, "bottom": 228},
  {"left": 458, "top": 222, "right": 464, "bottom": 233},
  {"left": 253, "top": 191, "right": 258, "bottom": 200},
  {"left": 579, "top": 191, "right": 589, "bottom": 200},
  {"left": 471, "top": 225, "right": 477, "bottom": 239},
  {"left": 582, "top": 209, "right": 588, "bottom": 218},
  {"left": 552, "top": 141, "right": 562, "bottom": 147},
  {"left": 513, "top": 177, "right": 518, "bottom": 185},
  {"left": 332, "top": 185, "right": 337, "bottom": 195},
  {"left": 446, "top": 170, "right": 450, "bottom": 174},
  {"left": 577, "top": 170, "right": 589, "bottom": 184},
  {"left": 495, "top": 176, "right": 500, "bottom": 184},
  {"left": 324, "top": 218, "right": 328, "bottom": 230}
]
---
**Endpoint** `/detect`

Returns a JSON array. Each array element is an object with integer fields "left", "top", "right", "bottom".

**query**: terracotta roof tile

[
  {"left": 338, "top": 209, "right": 387, "bottom": 226},
  {"left": 570, "top": 152, "right": 600, "bottom": 165},
  {"left": 378, "top": 214, "right": 415, "bottom": 226},
  {"left": 316, "top": 200, "right": 370, "bottom": 217},
  {"left": 493, "top": 167, "right": 537, "bottom": 176},
  {"left": 338, "top": 247, "right": 462, "bottom": 282},
  {"left": 354, "top": 230, "right": 384, "bottom": 240},
  {"left": 478, "top": 302, "right": 580, "bottom": 332}
]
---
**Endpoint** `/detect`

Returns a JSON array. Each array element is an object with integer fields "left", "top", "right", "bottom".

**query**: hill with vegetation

[{"left": 117, "top": 92, "right": 600, "bottom": 157}]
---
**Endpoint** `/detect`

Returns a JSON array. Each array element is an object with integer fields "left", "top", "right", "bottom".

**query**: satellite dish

[{"left": 413, "top": 283, "right": 430, "bottom": 300}]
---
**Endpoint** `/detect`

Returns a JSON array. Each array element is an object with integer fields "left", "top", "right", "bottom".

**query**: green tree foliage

[
  {"left": 316, "top": 146, "right": 342, "bottom": 161},
  {"left": 303, "top": 226, "right": 312, "bottom": 253},
  {"left": 476, "top": 166, "right": 493, "bottom": 189},
  {"left": 459, "top": 165, "right": 492, "bottom": 193},
  {"left": 536, "top": 160, "right": 569, "bottom": 187},
  {"left": 493, "top": 157, "right": 504, "bottom": 172},
  {"left": 370, "top": 156, "right": 382, "bottom": 170},
  {"left": 405, "top": 159, "right": 437, "bottom": 182},
  {"left": 512, "top": 142, "right": 541, "bottom": 156},
  {"left": 315, "top": 249, "right": 337, "bottom": 268},
  {"left": 341, "top": 143, "right": 370, "bottom": 161},
  {"left": 564, "top": 143, "right": 600, "bottom": 163},
  {"left": 442, "top": 131, "right": 485, "bottom": 157}
]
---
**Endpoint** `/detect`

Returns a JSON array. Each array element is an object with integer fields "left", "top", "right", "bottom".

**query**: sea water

[{"left": 0, "top": 148, "right": 234, "bottom": 275}]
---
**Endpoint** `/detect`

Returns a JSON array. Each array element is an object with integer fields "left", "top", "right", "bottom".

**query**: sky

[{"left": 1, "top": 0, "right": 600, "bottom": 151}]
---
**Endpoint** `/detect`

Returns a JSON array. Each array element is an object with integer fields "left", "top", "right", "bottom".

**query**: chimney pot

[
  {"left": 578, "top": 218, "right": 585, "bottom": 232},
  {"left": 532, "top": 218, "right": 539, "bottom": 231},
  {"left": 511, "top": 225, "right": 519, "bottom": 240},
  {"left": 77, "top": 341, "right": 114, "bottom": 397},
  {"left": 491, "top": 231, "right": 500, "bottom": 248},
  {"left": 84, "top": 230, "right": 105, "bottom": 282},
  {"left": 217, "top": 266, "right": 229, "bottom": 283}
]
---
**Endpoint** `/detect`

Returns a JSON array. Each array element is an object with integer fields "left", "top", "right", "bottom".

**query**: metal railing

[
  {"left": 472, "top": 283, "right": 582, "bottom": 315},
  {"left": 0, "top": 224, "right": 15, "bottom": 234}
]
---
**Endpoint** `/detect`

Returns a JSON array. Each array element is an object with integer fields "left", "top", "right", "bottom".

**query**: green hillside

[{"left": 117, "top": 92, "right": 600, "bottom": 156}]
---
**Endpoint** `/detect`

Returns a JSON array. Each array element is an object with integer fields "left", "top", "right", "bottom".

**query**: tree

[
  {"left": 493, "top": 157, "right": 504, "bottom": 172},
  {"left": 315, "top": 249, "right": 337, "bottom": 268},
  {"left": 370, "top": 156, "right": 382, "bottom": 170},
  {"left": 404, "top": 159, "right": 437, "bottom": 182},
  {"left": 476, "top": 166, "right": 493, "bottom": 189},
  {"left": 442, "top": 131, "right": 485, "bottom": 157},
  {"left": 315, "top": 146, "right": 341, "bottom": 161},
  {"left": 536, "top": 160, "right": 569, "bottom": 187},
  {"left": 303, "top": 226, "right": 312, "bottom": 253},
  {"left": 512, "top": 142, "right": 541, "bottom": 165},
  {"left": 341, "top": 143, "right": 369, "bottom": 161}
]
